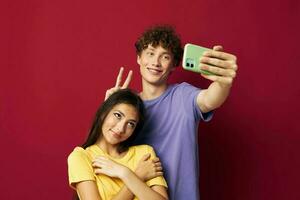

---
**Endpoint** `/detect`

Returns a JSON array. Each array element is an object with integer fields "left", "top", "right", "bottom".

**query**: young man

[{"left": 105, "top": 25, "right": 238, "bottom": 200}]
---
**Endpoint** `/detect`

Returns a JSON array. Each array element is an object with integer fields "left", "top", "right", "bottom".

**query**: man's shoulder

[
  {"left": 166, "top": 82, "right": 199, "bottom": 97},
  {"left": 171, "top": 82, "right": 197, "bottom": 89}
]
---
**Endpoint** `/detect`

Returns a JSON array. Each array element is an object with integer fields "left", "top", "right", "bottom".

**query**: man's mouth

[{"left": 147, "top": 67, "right": 163, "bottom": 75}]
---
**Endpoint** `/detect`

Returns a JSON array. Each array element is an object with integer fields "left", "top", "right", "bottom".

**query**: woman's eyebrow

[{"left": 128, "top": 119, "right": 138, "bottom": 123}]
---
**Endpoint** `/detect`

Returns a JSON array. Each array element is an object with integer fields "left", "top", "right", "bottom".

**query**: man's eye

[
  {"left": 114, "top": 113, "right": 121, "bottom": 119},
  {"left": 163, "top": 55, "right": 170, "bottom": 60}
]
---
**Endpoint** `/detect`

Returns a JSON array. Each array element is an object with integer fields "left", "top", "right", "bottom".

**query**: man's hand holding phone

[
  {"left": 183, "top": 43, "right": 238, "bottom": 87},
  {"left": 200, "top": 45, "right": 238, "bottom": 86},
  {"left": 105, "top": 67, "right": 133, "bottom": 100}
]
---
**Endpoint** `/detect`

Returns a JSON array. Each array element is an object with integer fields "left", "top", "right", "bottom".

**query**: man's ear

[{"left": 137, "top": 55, "right": 141, "bottom": 65}]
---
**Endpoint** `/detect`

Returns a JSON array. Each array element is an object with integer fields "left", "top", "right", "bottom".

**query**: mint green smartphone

[{"left": 182, "top": 43, "right": 213, "bottom": 75}]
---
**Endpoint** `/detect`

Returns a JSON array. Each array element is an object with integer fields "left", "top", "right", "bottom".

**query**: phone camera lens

[
  {"left": 186, "top": 62, "right": 190, "bottom": 67},
  {"left": 191, "top": 64, "right": 194, "bottom": 68}
]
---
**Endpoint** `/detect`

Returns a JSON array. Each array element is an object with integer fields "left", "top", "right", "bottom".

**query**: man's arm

[{"left": 197, "top": 45, "right": 238, "bottom": 113}]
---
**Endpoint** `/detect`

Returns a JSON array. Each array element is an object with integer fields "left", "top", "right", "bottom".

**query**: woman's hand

[
  {"left": 93, "top": 155, "right": 167, "bottom": 200},
  {"left": 92, "top": 156, "right": 129, "bottom": 178},
  {"left": 105, "top": 67, "right": 133, "bottom": 100},
  {"left": 135, "top": 153, "right": 163, "bottom": 182}
]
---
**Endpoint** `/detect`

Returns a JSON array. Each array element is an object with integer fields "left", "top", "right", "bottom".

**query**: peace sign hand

[{"left": 105, "top": 67, "right": 133, "bottom": 100}]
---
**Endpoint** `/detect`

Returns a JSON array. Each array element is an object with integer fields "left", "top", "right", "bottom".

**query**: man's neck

[{"left": 140, "top": 80, "right": 168, "bottom": 100}]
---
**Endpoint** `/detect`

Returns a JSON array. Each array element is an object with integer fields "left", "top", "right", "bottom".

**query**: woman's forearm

[
  {"left": 111, "top": 185, "right": 134, "bottom": 200},
  {"left": 76, "top": 181, "right": 102, "bottom": 200},
  {"left": 93, "top": 155, "right": 167, "bottom": 200},
  {"left": 119, "top": 169, "right": 167, "bottom": 200},
  {"left": 111, "top": 169, "right": 158, "bottom": 200}
]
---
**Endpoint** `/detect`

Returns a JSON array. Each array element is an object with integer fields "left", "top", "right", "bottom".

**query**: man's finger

[
  {"left": 204, "top": 50, "right": 236, "bottom": 62},
  {"left": 115, "top": 67, "right": 124, "bottom": 87},
  {"left": 121, "top": 70, "right": 133, "bottom": 89},
  {"left": 213, "top": 45, "right": 223, "bottom": 51}
]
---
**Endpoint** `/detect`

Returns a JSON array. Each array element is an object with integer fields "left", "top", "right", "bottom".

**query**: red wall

[{"left": 1, "top": 0, "right": 299, "bottom": 199}]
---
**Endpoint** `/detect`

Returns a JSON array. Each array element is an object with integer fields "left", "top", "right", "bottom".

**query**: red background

[{"left": 1, "top": 0, "right": 299, "bottom": 199}]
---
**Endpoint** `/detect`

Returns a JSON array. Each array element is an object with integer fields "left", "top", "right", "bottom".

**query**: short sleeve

[
  {"left": 145, "top": 146, "right": 168, "bottom": 188},
  {"left": 67, "top": 147, "right": 95, "bottom": 189},
  {"left": 176, "top": 82, "right": 213, "bottom": 122}
]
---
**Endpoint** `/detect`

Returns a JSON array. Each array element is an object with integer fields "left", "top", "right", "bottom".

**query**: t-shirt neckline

[
  {"left": 92, "top": 144, "right": 133, "bottom": 161},
  {"left": 142, "top": 84, "right": 176, "bottom": 105}
]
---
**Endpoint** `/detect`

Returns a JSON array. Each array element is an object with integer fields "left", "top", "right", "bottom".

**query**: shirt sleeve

[
  {"left": 145, "top": 146, "right": 168, "bottom": 188},
  {"left": 67, "top": 147, "right": 95, "bottom": 189},
  {"left": 177, "top": 82, "right": 213, "bottom": 122}
]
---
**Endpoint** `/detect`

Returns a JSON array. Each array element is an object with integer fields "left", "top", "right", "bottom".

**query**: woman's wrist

[
  {"left": 134, "top": 169, "right": 144, "bottom": 181},
  {"left": 118, "top": 166, "right": 133, "bottom": 180}
]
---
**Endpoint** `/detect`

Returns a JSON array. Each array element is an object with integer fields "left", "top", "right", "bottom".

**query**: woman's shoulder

[
  {"left": 68, "top": 146, "right": 90, "bottom": 161},
  {"left": 130, "top": 144, "right": 155, "bottom": 153},
  {"left": 69, "top": 146, "right": 85, "bottom": 154}
]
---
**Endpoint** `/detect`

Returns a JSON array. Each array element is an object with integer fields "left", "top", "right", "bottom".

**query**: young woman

[{"left": 67, "top": 89, "right": 168, "bottom": 200}]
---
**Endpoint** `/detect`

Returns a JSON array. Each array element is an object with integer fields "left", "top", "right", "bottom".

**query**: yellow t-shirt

[{"left": 68, "top": 144, "right": 167, "bottom": 200}]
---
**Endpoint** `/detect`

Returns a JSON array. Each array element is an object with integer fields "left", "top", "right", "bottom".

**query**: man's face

[{"left": 137, "top": 44, "right": 175, "bottom": 86}]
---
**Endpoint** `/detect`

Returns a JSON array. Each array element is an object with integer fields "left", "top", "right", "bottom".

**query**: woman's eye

[
  {"left": 113, "top": 113, "right": 121, "bottom": 119},
  {"left": 127, "top": 122, "right": 136, "bottom": 129}
]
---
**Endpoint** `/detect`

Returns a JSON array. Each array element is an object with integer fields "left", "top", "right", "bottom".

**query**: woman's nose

[{"left": 115, "top": 121, "right": 126, "bottom": 133}]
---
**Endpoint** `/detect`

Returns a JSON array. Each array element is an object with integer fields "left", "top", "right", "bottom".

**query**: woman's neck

[{"left": 96, "top": 140, "right": 124, "bottom": 158}]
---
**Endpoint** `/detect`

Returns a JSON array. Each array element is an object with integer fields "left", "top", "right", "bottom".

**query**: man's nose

[{"left": 152, "top": 56, "right": 161, "bottom": 67}]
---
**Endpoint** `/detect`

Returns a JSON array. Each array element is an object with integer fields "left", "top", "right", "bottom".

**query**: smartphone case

[{"left": 182, "top": 43, "right": 213, "bottom": 75}]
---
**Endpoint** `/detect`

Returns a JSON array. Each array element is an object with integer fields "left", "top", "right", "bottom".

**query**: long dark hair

[{"left": 82, "top": 89, "right": 145, "bottom": 153}]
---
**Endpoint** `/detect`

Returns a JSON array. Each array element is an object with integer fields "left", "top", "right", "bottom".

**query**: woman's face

[{"left": 101, "top": 103, "right": 139, "bottom": 146}]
